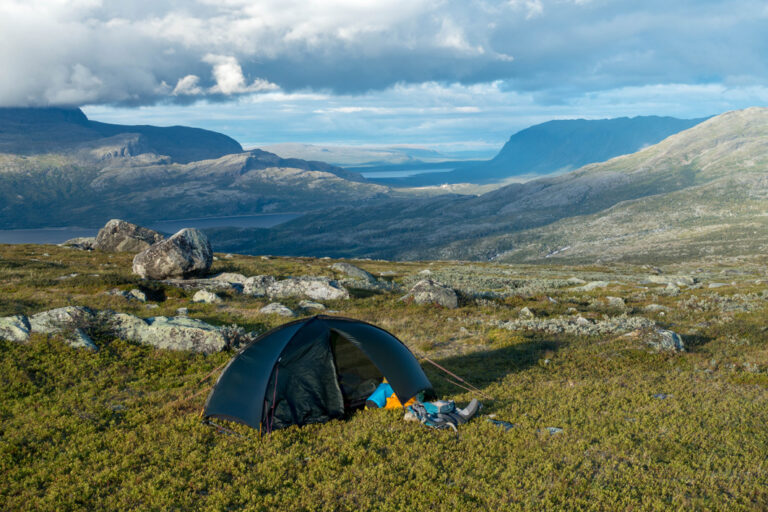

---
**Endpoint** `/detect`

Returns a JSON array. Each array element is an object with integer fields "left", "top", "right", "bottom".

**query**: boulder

[
  {"left": 60, "top": 237, "right": 96, "bottom": 250},
  {"left": 192, "top": 290, "right": 222, "bottom": 304},
  {"left": 109, "top": 313, "right": 227, "bottom": 353},
  {"left": 576, "top": 281, "right": 610, "bottom": 291},
  {"left": 331, "top": 262, "right": 376, "bottom": 283},
  {"left": 29, "top": 306, "right": 94, "bottom": 334},
  {"left": 260, "top": 303, "right": 296, "bottom": 317},
  {"left": 0, "top": 315, "right": 31, "bottom": 343},
  {"left": 606, "top": 296, "right": 626, "bottom": 308},
  {"left": 299, "top": 300, "right": 326, "bottom": 311},
  {"left": 643, "top": 328, "right": 685, "bottom": 352},
  {"left": 94, "top": 219, "right": 164, "bottom": 253},
  {"left": 519, "top": 307, "right": 535, "bottom": 319},
  {"left": 132, "top": 228, "right": 213, "bottom": 280},
  {"left": 400, "top": 279, "right": 458, "bottom": 309},
  {"left": 70, "top": 328, "right": 98, "bottom": 351},
  {"left": 211, "top": 272, "right": 248, "bottom": 285},
  {"left": 243, "top": 275, "right": 277, "bottom": 297},
  {"left": 267, "top": 277, "right": 349, "bottom": 301}
]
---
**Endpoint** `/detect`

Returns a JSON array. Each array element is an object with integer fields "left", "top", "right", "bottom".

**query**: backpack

[{"left": 407, "top": 400, "right": 467, "bottom": 432}]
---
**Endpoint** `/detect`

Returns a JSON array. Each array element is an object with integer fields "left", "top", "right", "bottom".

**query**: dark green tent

[{"left": 203, "top": 315, "right": 433, "bottom": 432}]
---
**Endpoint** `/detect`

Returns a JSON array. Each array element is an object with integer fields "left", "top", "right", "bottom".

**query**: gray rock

[
  {"left": 267, "top": 277, "right": 349, "bottom": 301},
  {"left": 132, "top": 228, "right": 213, "bottom": 280},
  {"left": 400, "top": 279, "right": 458, "bottom": 309},
  {"left": 260, "top": 302, "right": 296, "bottom": 317},
  {"left": 0, "top": 315, "right": 31, "bottom": 343},
  {"left": 95, "top": 219, "right": 164, "bottom": 253},
  {"left": 69, "top": 328, "right": 98, "bottom": 351},
  {"left": 109, "top": 313, "right": 227, "bottom": 353},
  {"left": 644, "top": 328, "right": 685, "bottom": 352},
  {"left": 665, "top": 283, "right": 681, "bottom": 295},
  {"left": 418, "top": 269, "right": 432, "bottom": 276},
  {"left": 212, "top": 272, "right": 248, "bottom": 284},
  {"left": 607, "top": 296, "right": 626, "bottom": 308},
  {"left": 243, "top": 275, "right": 277, "bottom": 297},
  {"left": 29, "top": 306, "right": 94, "bottom": 334},
  {"left": 60, "top": 237, "right": 96, "bottom": 250},
  {"left": 577, "top": 281, "right": 610, "bottom": 291},
  {"left": 331, "top": 262, "right": 376, "bottom": 283},
  {"left": 643, "top": 304, "right": 669, "bottom": 312},
  {"left": 161, "top": 278, "right": 241, "bottom": 293},
  {"left": 192, "top": 290, "right": 222, "bottom": 304},
  {"left": 566, "top": 277, "right": 586, "bottom": 285},
  {"left": 299, "top": 300, "right": 326, "bottom": 311},
  {"left": 519, "top": 306, "right": 535, "bottom": 319},
  {"left": 176, "top": 307, "right": 189, "bottom": 316},
  {"left": 128, "top": 289, "right": 147, "bottom": 302},
  {"left": 708, "top": 282, "right": 728, "bottom": 289}
]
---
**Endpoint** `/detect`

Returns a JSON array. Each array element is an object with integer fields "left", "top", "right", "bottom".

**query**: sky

[{"left": 2, "top": 0, "right": 768, "bottom": 154}]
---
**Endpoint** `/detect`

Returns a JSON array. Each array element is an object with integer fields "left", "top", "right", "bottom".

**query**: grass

[{"left": 1, "top": 244, "right": 767, "bottom": 510}]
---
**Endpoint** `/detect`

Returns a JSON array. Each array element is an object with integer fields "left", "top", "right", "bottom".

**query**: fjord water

[{"left": 0, "top": 213, "right": 300, "bottom": 244}]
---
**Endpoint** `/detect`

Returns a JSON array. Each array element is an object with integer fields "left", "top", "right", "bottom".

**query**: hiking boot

[{"left": 457, "top": 399, "right": 481, "bottom": 420}]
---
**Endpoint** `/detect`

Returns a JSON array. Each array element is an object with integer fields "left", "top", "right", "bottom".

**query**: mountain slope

[
  {"left": 0, "top": 107, "right": 243, "bottom": 163},
  {"left": 211, "top": 107, "right": 768, "bottom": 261}
]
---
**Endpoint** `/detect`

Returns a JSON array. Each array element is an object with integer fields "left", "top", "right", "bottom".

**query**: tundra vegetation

[{"left": 1, "top": 243, "right": 767, "bottom": 510}]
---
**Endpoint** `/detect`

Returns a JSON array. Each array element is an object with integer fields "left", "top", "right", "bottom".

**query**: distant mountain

[
  {"left": 389, "top": 115, "right": 708, "bottom": 186},
  {"left": 261, "top": 143, "right": 451, "bottom": 167},
  {"left": 0, "top": 107, "right": 242, "bottom": 163},
  {"left": 0, "top": 109, "right": 399, "bottom": 228},
  {"left": 209, "top": 107, "right": 768, "bottom": 263}
]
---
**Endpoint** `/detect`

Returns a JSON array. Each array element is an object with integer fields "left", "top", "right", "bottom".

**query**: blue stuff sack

[{"left": 422, "top": 400, "right": 455, "bottom": 414}]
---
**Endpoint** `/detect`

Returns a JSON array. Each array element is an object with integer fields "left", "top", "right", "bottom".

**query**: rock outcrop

[
  {"left": 331, "top": 262, "right": 376, "bottom": 283},
  {"left": 60, "top": 237, "right": 96, "bottom": 250},
  {"left": 132, "top": 228, "right": 213, "bottom": 280},
  {"left": 259, "top": 303, "right": 296, "bottom": 317},
  {"left": 109, "top": 313, "right": 227, "bottom": 353},
  {"left": 94, "top": 219, "right": 164, "bottom": 253},
  {"left": 29, "top": 306, "right": 94, "bottom": 334},
  {"left": 266, "top": 277, "right": 349, "bottom": 301},
  {"left": 643, "top": 328, "right": 685, "bottom": 352},
  {"left": 192, "top": 290, "right": 222, "bottom": 304},
  {"left": 400, "top": 279, "right": 458, "bottom": 309},
  {"left": 243, "top": 275, "right": 277, "bottom": 297}
]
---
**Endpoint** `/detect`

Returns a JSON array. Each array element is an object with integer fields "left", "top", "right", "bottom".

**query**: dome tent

[{"left": 203, "top": 315, "right": 433, "bottom": 432}]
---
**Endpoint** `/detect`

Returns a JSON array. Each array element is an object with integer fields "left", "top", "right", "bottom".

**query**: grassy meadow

[{"left": 1, "top": 243, "right": 767, "bottom": 510}]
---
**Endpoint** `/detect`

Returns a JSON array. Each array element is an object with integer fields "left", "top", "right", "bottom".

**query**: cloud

[{"left": 1, "top": 0, "right": 767, "bottom": 111}]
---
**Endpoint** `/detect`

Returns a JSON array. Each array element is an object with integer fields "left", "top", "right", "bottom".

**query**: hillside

[
  {"left": 1, "top": 243, "right": 766, "bottom": 509},
  {"left": 210, "top": 107, "right": 768, "bottom": 262}
]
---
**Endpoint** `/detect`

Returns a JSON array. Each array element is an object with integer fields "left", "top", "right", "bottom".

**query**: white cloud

[
  {"left": 172, "top": 75, "right": 203, "bottom": 96},
  {"left": 203, "top": 54, "right": 278, "bottom": 95}
]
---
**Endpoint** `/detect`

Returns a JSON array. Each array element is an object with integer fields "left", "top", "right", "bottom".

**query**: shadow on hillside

[
  {"left": 425, "top": 340, "right": 562, "bottom": 399},
  {"left": 680, "top": 333, "right": 715, "bottom": 350}
]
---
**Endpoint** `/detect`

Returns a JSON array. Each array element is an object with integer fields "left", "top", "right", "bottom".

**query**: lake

[
  {"left": 0, "top": 213, "right": 301, "bottom": 245},
  {"left": 360, "top": 167, "right": 454, "bottom": 178}
]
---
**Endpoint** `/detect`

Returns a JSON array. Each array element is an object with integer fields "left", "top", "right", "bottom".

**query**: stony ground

[{"left": 1, "top": 244, "right": 767, "bottom": 510}]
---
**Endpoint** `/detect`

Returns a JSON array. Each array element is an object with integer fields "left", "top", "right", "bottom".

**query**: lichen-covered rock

[
  {"left": 29, "top": 306, "right": 94, "bottom": 334},
  {"left": 607, "top": 296, "right": 626, "bottom": 308},
  {"left": 267, "top": 277, "right": 349, "bottom": 301},
  {"left": 60, "top": 237, "right": 96, "bottom": 250},
  {"left": 128, "top": 289, "right": 147, "bottom": 302},
  {"left": 0, "top": 315, "right": 31, "bottom": 343},
  {"left": 70, "top": 328, "right": 98, "bottom": 351},
  {"left": 95, "top": 219, "right": 164, "bottom": 253},
  {"left": 192, "top": 290, "right": 222, "bottom": 304},
  {"left": 161, "top": 278, "right": 240, "bottom": 293},
  {"left": 401, "top": 279, "right": 458, "bottom": 309},
  {"left": 299, "top": 300, "right": 326, "bottom": 311},
  {"left": 108, "top": 313, "right": 227, "bottom": 353},
  {"left": 212, "top": 272, "right": 248, "bottom": 284},
  {"left": 643, "top": 328, "right": 685, "bottom": 352},
  {"left": 331, "top": 262, "right": 376, "bottom": 283},
  {"left": 260, "top": 302, "right": 296, "bottom": 317},
  {"left": 576, "top": 281, "right": 610, "bottom": 291},
  {"left": 243, "top": 275, "right": 277, "bottom": 297},
  {"left": 519, "top": 307, "right": 535, "bottom": 319},
  {"left": 132, "top": 228, "right": 213, "bottom": 280}
]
